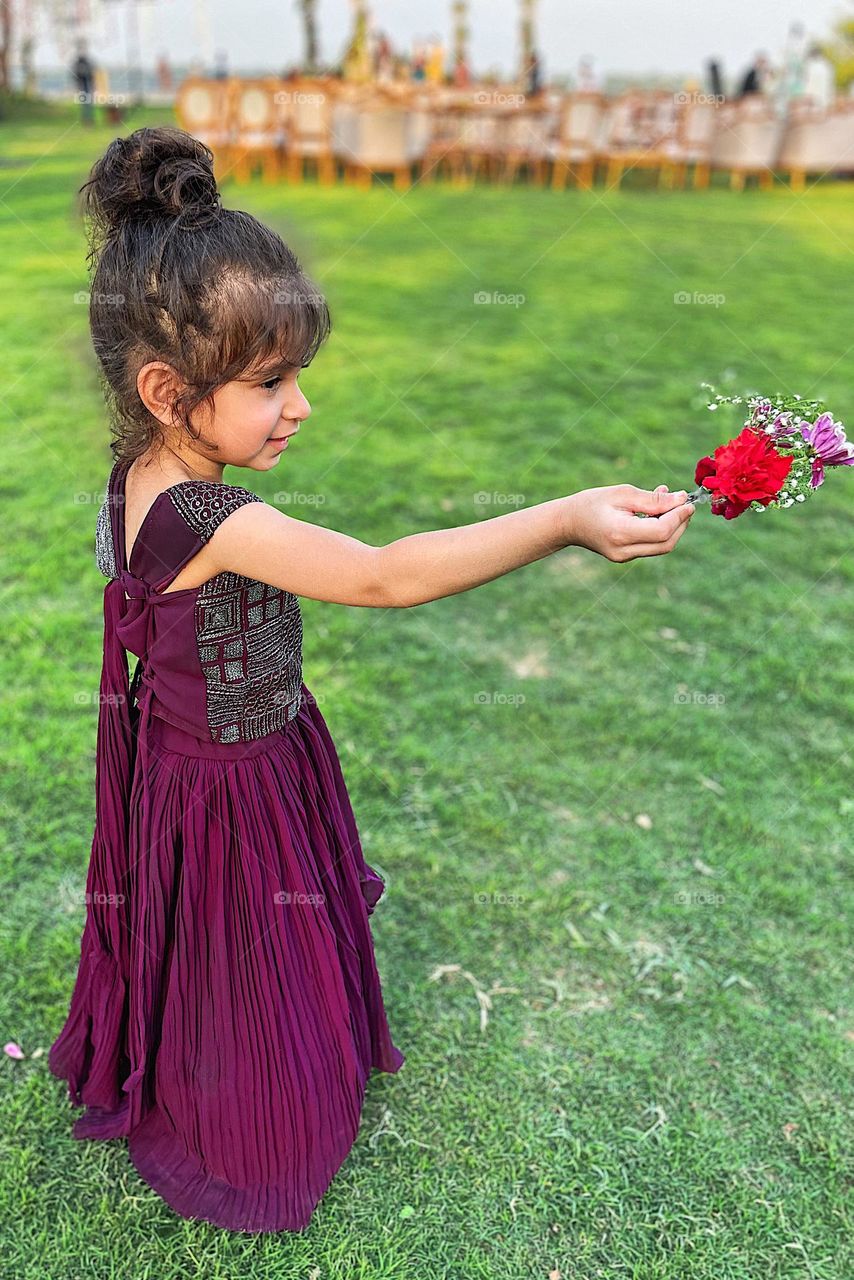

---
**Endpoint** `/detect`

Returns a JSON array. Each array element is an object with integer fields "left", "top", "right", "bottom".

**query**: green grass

[{"left": 1, "top": 103, "right": 852, "bottom": 1279}]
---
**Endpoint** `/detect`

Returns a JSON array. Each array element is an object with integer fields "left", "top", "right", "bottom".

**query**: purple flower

[{"left": 800, "top": 413, "right": 854, "bottom": 488}]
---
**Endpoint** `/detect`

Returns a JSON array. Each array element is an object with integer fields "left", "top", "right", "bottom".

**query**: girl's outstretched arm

[{"left": 206, "top": 484, "right": 694, "bottom": 608}]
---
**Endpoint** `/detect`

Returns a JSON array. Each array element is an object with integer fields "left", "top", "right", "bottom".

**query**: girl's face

[
  {"left": 202, "top": 361, "right": 312, "bottom": 471},
  {"left": 137, "top": 356, "right": 313, "bottom": 474}
]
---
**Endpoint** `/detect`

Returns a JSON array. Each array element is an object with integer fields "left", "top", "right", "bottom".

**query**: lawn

[{"left": 0, "top": 102, "right": 851, "bottom": 1280}]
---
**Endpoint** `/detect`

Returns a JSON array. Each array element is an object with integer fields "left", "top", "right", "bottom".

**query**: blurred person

[
  {"left": 156, "top": 53, "right": 174, "bottom": 94},
  {"left": 707, "top": 58, "right": 724, "bottom": 100},
  {"left": 525, "top": 49, "right": 543, "bottom": 97},
  {"left": 802, "top": 43, "right": 835, "bottom": 110},
  {"left": 71, "top": 42, "right": 95, "bottom": 125},
  {"left": 426, "top": 36, "right": 445, "bottom": 84},
  {"left": 213, "top": 49, "right": 228, "bottom": 81},
  {"left": 453, "top": 54, "right": 471, "bottom": 89},
  {"left": 411, "top": 41, "right": 426, "bottom": 81},
  {"left": 737, "top": 52, "right": 769, "bottom": 99},
  {"left": 780, "top": 20, "right": 808, "bottom": 102},
  {"left": 577, "top": 55, "right": 600, "bottom": 93}
]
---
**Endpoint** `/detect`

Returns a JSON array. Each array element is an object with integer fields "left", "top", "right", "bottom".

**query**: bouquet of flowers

[{"left": 685, "top": 389, "right": 854, "bottom": 519}]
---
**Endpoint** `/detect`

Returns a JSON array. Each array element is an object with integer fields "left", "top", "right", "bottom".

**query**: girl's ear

[{"left": 136, "top": 360, "right": 185, "bottom": 427}]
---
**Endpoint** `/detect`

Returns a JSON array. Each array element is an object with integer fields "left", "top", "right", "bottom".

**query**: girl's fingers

[
  {"left": 627, "top": 508, "right": 695, "bottom": 556},
  {"left": 615, "top": 502, "right": 692, "bottom": 543},
  {"left": 620, "top": 484, "right": 688, "bottom": 515}
]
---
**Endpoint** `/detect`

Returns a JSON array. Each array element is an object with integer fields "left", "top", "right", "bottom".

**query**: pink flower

[
  {"left": 800, "top": 413, "right": 854, "bottom": 488},
  {"left": 4, "top": 1042, "right": 25, "bottom": 1060}
]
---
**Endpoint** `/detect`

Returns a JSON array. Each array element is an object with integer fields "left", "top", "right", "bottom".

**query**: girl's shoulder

[
  {"left": 157, "top": 476, "right": 265, "bottom": 544},
  {"left": 95, "top": 460, "right": 266, "bottom": 581}
]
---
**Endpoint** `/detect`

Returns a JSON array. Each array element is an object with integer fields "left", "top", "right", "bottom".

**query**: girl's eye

[{"left": 260, "top": 376, "right": 282, "bottom": 392}]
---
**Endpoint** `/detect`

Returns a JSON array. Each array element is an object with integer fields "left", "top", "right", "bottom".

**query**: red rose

[
  {"left": 695, "top": 427, "right": 793, "bottom": 519},
  {"left": 694, "top": 455, "right": 716, "bottom": 487}
]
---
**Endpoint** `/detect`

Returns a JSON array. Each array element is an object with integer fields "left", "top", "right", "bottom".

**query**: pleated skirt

[{"left": 48, "top": 683, "right": 405, "bottom": 1233}]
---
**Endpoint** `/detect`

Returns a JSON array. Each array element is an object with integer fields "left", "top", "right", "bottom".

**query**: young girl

[{"left": 49, "top": 126, "right": 695, "bottom": 1235}]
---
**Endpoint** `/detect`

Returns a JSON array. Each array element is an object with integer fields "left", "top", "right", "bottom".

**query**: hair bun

[{"left": 82, "top": 126, "right": 221, "bottom": 233}]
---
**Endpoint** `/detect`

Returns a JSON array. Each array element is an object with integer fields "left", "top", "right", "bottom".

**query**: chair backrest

[
  {"left": 175, "top": 77, "right": 231, "bottom": 134},
  {"left": 277, "top": 77, "right": 334, "bottom": 139},
  {"left": 233, "top": 78, "right": 280, "bottom": 134},
  {"left": 711, "top": 100, "right": 782, "bottom": 167},
  {"left": 558, "top": 93, "right": 605, "bottom": 148},
  {"left": 777, "top": 102, "right": 854, "bottom": 172},
  {"left": 679, "top": 99, "right": 718, "bottom": 150},
  {"left": 351, "top": 108, "right": 411, "bottom": 167},
  {"left": 501, "top": 107, "right": 552, "bottom": 151}
]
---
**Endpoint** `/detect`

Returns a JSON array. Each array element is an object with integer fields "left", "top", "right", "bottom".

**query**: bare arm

[{"left": 205, "top": 484, "right": 695, "bottom": 609}]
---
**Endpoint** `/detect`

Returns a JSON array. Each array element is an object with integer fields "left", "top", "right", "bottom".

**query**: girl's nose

[{"left": 286, "top": 386, "right": 311, "bottom": 422}]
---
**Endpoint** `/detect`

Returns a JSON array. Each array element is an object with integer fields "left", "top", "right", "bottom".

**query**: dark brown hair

[{"left": 81, "top": 126, "right": 332, "bottom": 463}]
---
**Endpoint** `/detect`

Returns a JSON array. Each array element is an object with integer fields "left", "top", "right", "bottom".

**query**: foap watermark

[
  {"left": 273, "top": 890, "right": 326, "bottom": 907},
  {"left": 674, "top": 291, "right": 725, "bottom": 307},
  {"left": 673, "top": 890, "right": 726, "bottom": 907},
  {"left": 673, "top": 690, "right": 726, "bottom": 707},
  {"left": 474, "top": 690, "right": 526, "bottom": 707},
  {"left": 75, "top": 91, "right": 129, "bottom": 107},
  {"left": 274, "top": 90, "right": 326, "bottom": 106},
  {"left": 473, "top": 890, "right": 527, "bottom": 907},
  {"left": 472, "top": 90, "right": 526, "bottom": 109},
  {"left": 274, "top": 289, "right": 325, "bottom": 306},
  {"left": 474, "top": 290, "right": 526, "bottom": 308},
  {"left": 473, "top": 490, "right": 526, "bottom": 509},
  {"left": 74, "top": 290, "right": 125, "bottom": 306},
  {"left": 674, "top": 91, "right": 726, "bottom": 107},
  {"left": 74, "top": 690, "right": 128, "bottom": 708},
  {"left": 57, "top": 874, "right": 125, "bottom": 913},
  {"left": 273, "top": 490, "right": 327, "bottom": 507}
]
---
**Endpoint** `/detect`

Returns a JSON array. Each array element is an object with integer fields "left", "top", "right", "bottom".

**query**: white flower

[{"left": 795, "top": 494, "right": 805, "bottom": 501}]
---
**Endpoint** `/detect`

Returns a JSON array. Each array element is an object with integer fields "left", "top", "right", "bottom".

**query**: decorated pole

[
  {"left": 518, "top": 0, "right": 538, "bottom": 86},
  {"left": 451, "top": 0, "right": 469, "bottom": 77}
]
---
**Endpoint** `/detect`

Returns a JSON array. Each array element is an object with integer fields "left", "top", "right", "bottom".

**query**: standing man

[{"left": 71, "top": 41, "right": 95, "bottom": 125}]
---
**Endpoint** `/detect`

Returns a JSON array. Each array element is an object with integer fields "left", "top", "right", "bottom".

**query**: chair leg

[
  {"left": 394, "top": 165, "right": 410, "bottom": 192},
  {"left": 551, "top": 159, "right": 569, "bottom": 190},
  {"left": 693, "top": 161, "right": 710, "bottom": 190},
  {"left": 578, "top": 158, "right": 594, "bottom": 190},
  {"left": 285, "top": 153, "right": 302, "bottom": 184},
  {"left": 789, "top": 168, "right": 806, "bottom": 194},
  {"left": 606, "top": 158, "right": 623, "bottom": 190},
  {"left": 759, "top": 168, "right": 773, "bottom": 192},
  {"left": 318, "top": 154, "right": 335, "bottom": 185},
  {"left": 730, "top": 169, "right": 745, "bottom": 192}
]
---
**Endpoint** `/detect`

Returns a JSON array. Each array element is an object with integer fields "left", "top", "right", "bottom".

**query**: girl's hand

[{"left": 564, "top": 483, "right": 695, "bottom": 562}]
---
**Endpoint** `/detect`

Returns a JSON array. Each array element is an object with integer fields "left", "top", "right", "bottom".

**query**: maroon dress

[{"left": 48, "top": 458, "right": 405, "bottom": 1232}]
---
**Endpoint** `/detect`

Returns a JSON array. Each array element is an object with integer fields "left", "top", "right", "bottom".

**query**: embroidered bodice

[{"left": 95, "top": 460, "right": 303, "bottom": 744}]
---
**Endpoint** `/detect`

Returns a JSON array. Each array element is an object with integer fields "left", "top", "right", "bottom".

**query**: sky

[{"left": 34, "top": 0, "right": 847, "bottom": 82}]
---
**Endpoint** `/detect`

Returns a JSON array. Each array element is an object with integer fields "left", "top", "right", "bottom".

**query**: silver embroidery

[
  {"left": 195, "top": 571, "right": 303, "bottom": 743},
  {"left": 95, "top": 494, "right": 118, "bottom": 580},
  {"left": 166, "top": 481, "right": 263, "bottom": 541},
  {"left": 166, "top": 481, "right": 303, "bottom": 743}
]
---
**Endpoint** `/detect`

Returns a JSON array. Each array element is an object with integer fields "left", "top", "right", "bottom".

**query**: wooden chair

[
  {"left": 497, "top": 100, "right": 554, "bottom": 185},
  {"left": 279, "top": 77, "right": 338, "bottom": 185},
  {"left": 230, "top": 78, "right": 287, "bottom": 183},
  {"left": 777, "top": 100, "right": 854, "bottom": 192},
  {"left": 333, "top": 89, "right": 430, "bottom": 190},
  {"left": 548, "top": 92, "right": 605, "bottom": 190},
  {"left": 710, "top": 96, "right": 783, "bottom": 190},
  {"left": 597, "top": 89, "right": 679, "bottom": 189},
  {"left": 175, "top": 77, "right": 235, "bottom": 178},
  {"left": 668, "top": 98, "right": 719, "bottom": 189}
]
